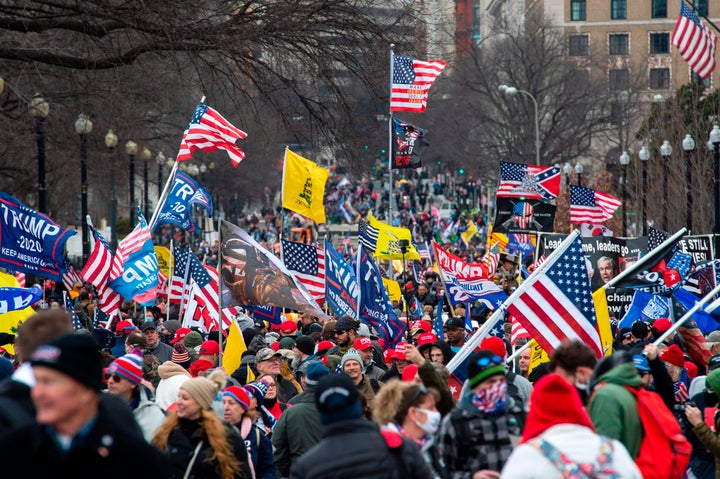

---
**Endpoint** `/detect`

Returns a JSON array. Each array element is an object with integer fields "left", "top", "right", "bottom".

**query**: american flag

[
  {"left": 157, "top": 269, "right": 168, "bottom": 297},
  {"left": 569, "top": 185, "right": 621, "bottom": 225},
  {"left": 14, "top": 272, "right": 25, "bottom": 287},
  {"left": 176, "top": 103, "right": 248, "bottom": 167},
  {"left": 281, "top": 239, "right": 326, "bottom": 304},
  {"left": 182, "top": 257, "right": 222, "bottom": 332},
  {"left": 497, "top": 162, "right": 561, "bottom": 200},
  {"left": 510, "top": 315, "right": 530, "bottom": 346},
  {"left": 109, "top": 211, "right": 152, "bottom": 281},
  {"left": 672, "top": 1, "right": 718, "bottom": 80},
  {"left": 62, "top": 264, "right": 82, "bottom": 291},
  {"left": 358, "top": 218, "right": 379, "bottom": 254},
  {"left": 512, "top": 202, "right": 534, "bottom": 229},
  {"left": 64, "top": 292, "right": 84, "bottom": 331},
  {"left": 506, "top": 233, "right": 603, "bottom": 358},
  {"left": 80, "top": 225, "right": 121, "bottom": 317},
  {"left": 673, "top": 295, "right": 712, "bottom": 367},
  {"left": 416, "top": 242, "right": 432, "bottom": 262},
  {"left": 169, "top": 246, "right": 192, "bottom": 303},
  {"left": 484, "top": 242, "right": 501, "bottom": 277},
  {"left": 390, "top": 54, "right": 447, "bottom": 113}
]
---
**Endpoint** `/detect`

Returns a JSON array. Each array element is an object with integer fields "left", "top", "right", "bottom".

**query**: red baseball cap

[
  {"left": 653, "top": 318, "right": 672, "bottom": 334},
  {"left": 270, "top": 323, "right": 282, "bottom": 332},
  {"left": 115, "top": 320, "right": 135, "bottom": 334},
  {"left": 480, "top": 336, "right": 507, "bottom": 359},
  {"left": 383, "top": 349, "right": 394, "bottom": 364},
  {"left": 316, "top": 340, "right": 335, "bottom": 354},
  {"left": 270, "top": 341, "right": 280, "bottom": 351},
  {"left": 417, "top": 332, "right": 438, "bottom": 348},
  {"left": 412, "top": 320, "right": 433, "bottom": 334},
  {"left": 170, "top": 327, "right": 192, "bottom": 345},
  {"left": 280, "top": 320, "right": 298, "bottom": 334},
  {"left": 353, "top": 337, "right": 374, "bottom": 351},
  {"left": 393, "top": 342, "right": 408, "bottom": 361},
  {"left": 199, "top": 340, "right": 220, "bottom": 355}
]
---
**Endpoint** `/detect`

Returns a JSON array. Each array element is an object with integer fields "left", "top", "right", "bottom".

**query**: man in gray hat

[{"left": 255, "top": 347, "right": 299, "bottom": 403}]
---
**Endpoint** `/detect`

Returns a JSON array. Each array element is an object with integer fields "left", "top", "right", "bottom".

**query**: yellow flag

[
  {"left": 461, "top": 221, "right": 478, "bottom": 245},
  {"left": 222, "top": 319, "right": 247, "bottom": 375},
  {"left": 488, "top": 231, "right": 509, "bottom": 252},
  {"left": 592, "top": 288, "right": 614, "bottom": 356},
  {"left": 366, "top": 212, "right": 420, "bottom": 260},
  {"left": 282, "top": 148, "right": 329, "bottom": 224},
  {"left": 154, "top": 246, "right": 172, "bottom": 277},
  {"left": 0, "top": 272, "right": 34, "bottom": 356},
  {"left": 382, "top": 277, "right": 402, "bottom": 303},
  {"left": 528, "top": 339, "right": 550, "bottom": 377}
]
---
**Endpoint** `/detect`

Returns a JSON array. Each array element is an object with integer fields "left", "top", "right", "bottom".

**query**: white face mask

[{"left": 414, "top": 408, "right": 441, "bottom": 436}]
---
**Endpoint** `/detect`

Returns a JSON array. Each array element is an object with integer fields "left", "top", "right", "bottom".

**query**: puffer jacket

[{"left": 132, "top": 386, "right": 166, "bottom": 442}]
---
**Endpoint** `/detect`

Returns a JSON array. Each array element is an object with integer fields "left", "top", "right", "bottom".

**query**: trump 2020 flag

[
  {"left": 356, "top": 246, "right": 406, "bottom": 347},
  {"left": 108, "top": 210, "right": 159, "bottom": 306},
  {"left": 324, "top": 240, "right": 359, "bottom": 319},
  {"left": 0, "top": 192, "right": 76, "bottom": 280},
  {"left": 506, "top": 231, "right": 603, "bottom": 358},
  {"left": 153, "top": 171, "right": 213, "bottom": 232},
  {"left": 282, "top": 148, "right": 329, "bottom": 224}
]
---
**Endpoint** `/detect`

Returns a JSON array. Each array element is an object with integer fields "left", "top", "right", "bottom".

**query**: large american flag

[
  {"left": 62, "top": 264, "right": 82, "bottom": 291},
  {"left": 169, "top": 246, "right": 192, "bottom": 304},
  {"left": 80, "top": 225, "right": 121, "bottom": 317},
  {"left": 182, "top": 256, "right": 222, "bottom": 332},
  {"left": 497, "top": 162, "right": 560, "bottom": 200},
  {"left": 390, "top": 54, "right": 447, "bottom": 113},
  {"left": 176, "top": 103, "right": 248, "bottom": 167},
  {"left": 672, "top": 1, "right": 717, "bottom": 80},
  {"left": 281, "top": 239, "right": 325, "bottom": 304},
  {"left": 109, "top": 212, "right": 152, "bottom": 281},
  {"left": 569, "top": 185, "right": 621, "bottom": 225},
  {"left": 506, "top": 233, "right": 603, "bottom": 358}
]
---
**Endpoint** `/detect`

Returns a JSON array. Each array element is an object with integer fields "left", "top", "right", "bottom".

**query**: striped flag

[
  {"left": 176, "top": 103, "right": 248, "bottom": 167},
  {"left": 169, "top": 246, "right": 191, "bottom": 304},
  {"left": 569, "top": 185, "right": 622, "bottom": 225},
  {"left": 506, "top": 233, "right": 603, "bottom": 358},
  {"left": 280, "top": 239, "right": 325, "bottom": 304},
  {"left": 64, "top": 292, "right": 84, "bottom": 331},
  {"left": 13, "top": 272, "right": 25, "bottom": 288},
  {"left": 510, "top": 315, "right": 530, "bottom": 346},
  {"left": 672, "top": 1, "right": 718, "bottom": 80},
  {"left": 182, "top": 258, "right": 223, "bottom": 332},
  {"left": 358, "top": 217, "right": 379, "bottom": 253},
  {"left": 62, "top": 264, "right": 82, "bottom": 291},
  {"left": 497, "top": 162, "right": 561, "bottom": 200},
  {"left": 417, "top": 241, "right": 432, "bottom": 262},
  {"left": 80, "top": 225, "right": 121, "bottom": 317},
  {"left": 109, "top": 214, "right": 152, "bottom": 281},
  {"left": 390, "top": 54, "right": 447, "bottom": 113},
  {"left": 483, "top": 242, "right": 501, "bottom": 277}
]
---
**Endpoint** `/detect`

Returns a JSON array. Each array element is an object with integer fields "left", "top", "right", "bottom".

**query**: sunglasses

[
  {"left": 104, "top": 373, "right": 124, "bottom": 383},
  {"left": 639, "top": 371, "right": 652, "bottom": 378},
  {"left": 334, "top": 330, "right": 349, "bottom": 335},
  {"left": 476, "top": 355, "right": 503, "bottom": 367}
]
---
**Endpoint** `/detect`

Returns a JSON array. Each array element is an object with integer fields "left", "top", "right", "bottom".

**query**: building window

[
  {"left": 569, "top": 35, "right": 589, "bottom": 56},
  {"left": 650, "top": 68, "right": 670, "bottom": 89},
  {"left": 696, "top": 0, "right": 708, "bottom": 16},
  {"left": 609, "top": 69, "right": 630, "bottom": 90},
  {"left": 571, "top": 0, "right": 586, "bottom": 21},
  {"left": 692, "top": 72, "right": 711, "bottom": 87},
  {"left": 609, "top": 34, "right": 629, "bottom": 55},
  {"left": 652, "top": 0, "right": 667, "bottom": 18},
  {"left": 611, "top": 0, "right": 627, "bottom": 19},
  {"left": 650, "top": 33, "right": 669, "bottom": 54}
]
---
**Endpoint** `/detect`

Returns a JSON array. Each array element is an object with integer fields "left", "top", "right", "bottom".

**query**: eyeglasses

[
  {"left": 104, "top": 374, "right": 124, "bottom": 383},
  {"left": 476, "top": 355, "right": 503, "bottom": 367},
  {"left": 265, "top": 383, "right": 277, "bottom": 389}
]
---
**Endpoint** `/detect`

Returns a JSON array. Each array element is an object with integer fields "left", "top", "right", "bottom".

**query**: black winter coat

[{"left": 289, "top": 418, "right": 433, "bottom": 479}]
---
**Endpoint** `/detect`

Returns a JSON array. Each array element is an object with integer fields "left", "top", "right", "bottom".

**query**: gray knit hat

[
  {"left": 179, "top": 369, "right": 226, "bottom": 410},
  {"left": 340, "top": 349, "right": 363, "bottom": 371}
]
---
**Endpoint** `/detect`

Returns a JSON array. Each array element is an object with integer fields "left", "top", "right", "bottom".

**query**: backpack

[
  {"left": 625, "top": 385, "right": 692, "bottom": 479},
  {"left": 529, "top": 436, "right": 621, "bottom": 478}
]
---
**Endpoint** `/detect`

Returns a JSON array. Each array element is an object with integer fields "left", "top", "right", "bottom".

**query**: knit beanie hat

[
  {"left": 341, "top": 349, "right": 363, "bottom": 371},
  {"left": 279, "top": 336, "right": 296, "bottom": 351},
  {"left": 163, "top": 319, "right": 182, "bottom": 335},
  {"left": 158, "top": 361, "right": 192, "bottom": 379},
  {"left": 180, "top": 369, "right": 227, "bottom": 410},
  {"left": 316, "top": 373, "right": 362, "bottom": 425},
  {"left": 223, "top": 385, "right": 250, "bottom": 410},
  {"left": 480, "top": 336, "right": 507, "bottom": 360},
  {"left": 521, "top": 373, "right": 595, "bottom": 443},
  {"left": 708, "top": 368, "right": 720, "bottom": 393},
  {"left": 402, "top": 364, "right": 419, "bottom": 382},
  {"left": 245, "top": 381, "right": 269, "bottom": 402},
  {"left": 467, "top": 349, "right": 506, "bottom": 389},
  {"left": 295, "top": 336, "right": 316, "bottom": 356},
  {"left": 183, "top": 331, "right": 203, "bottom": 349},
  {"left": 30, "top": 334, "right": 103, "bottom": 391},
  {"left": 172, "top": 343, "right": 191, "bottom": 363},
  {"left": 108, "top": 352, "right": 144, "bottom": 386},
  {"left": 660, "top": 344, "right": 685, "bottom": 368},
  {"left": 305, "top": 361, "right": 329, "bottom": 388}
]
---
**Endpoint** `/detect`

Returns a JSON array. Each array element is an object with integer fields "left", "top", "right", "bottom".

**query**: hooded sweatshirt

[{"left": 588, "top": 362, "right": 643, "bottom": 458}]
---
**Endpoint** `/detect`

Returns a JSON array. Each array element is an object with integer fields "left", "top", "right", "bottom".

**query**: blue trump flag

[
  {"left": 356, "top": 246, "right": 406, "bottom": 348},
  {"left": 618, "top": 290, "right": 669, "bottom": 329},
  {"left": 152, "top": 171, "right": 213, "bottom": 231},
  {"left": 246, "top": 305, "right": 282, "bottom": 325},
  {"left": 324, "top": 240, "right": 359, "bottom": 319},
  {"left": 0, "top": 285, "right": 42, "bottom": 313},
  {"left": 0, "top": 192, "right": 76, "bottom": 280},
  {"left": 109, "top": 211, "right": 158, "bottom": 306}
]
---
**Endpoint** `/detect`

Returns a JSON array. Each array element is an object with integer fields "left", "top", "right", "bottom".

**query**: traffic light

[
  {"left": 381, "top": 148, "right": 386, "bottom": 154},
  {"left": 458, "top": 169, "right": 465, "bottom": 175}
]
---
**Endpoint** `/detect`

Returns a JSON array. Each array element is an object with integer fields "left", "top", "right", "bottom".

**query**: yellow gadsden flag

[
  {"left": 365, "top": 212, "right": 420, "bottom": 261},
  {"left": 154, "top": 246, "right": 172, "bottom": 278},
  {"left": 461, "top": 221, "right": 478, "bottom": 245},
  {"left": 282, "top": 148, "right": 329, "bottom": 224},
  {"left": 0, "top": 272, "right": 34, "bottom": 356},
  {"left": 382, "top": 277, "right": 402, "bottom": 303}
]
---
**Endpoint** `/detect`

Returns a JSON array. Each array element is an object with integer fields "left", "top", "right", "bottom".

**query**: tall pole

[
  {"left": 74, "top": 114, "right": 92, "bottom": 262},
  {"left": 660, "top": 140, "right": 672, "bottom": 230},
  {"left": 29, "top": 94, "right": 49, "bottom": 213},
  {"left": 711, "top": 125, "right": 720, "bottom": 256},
  {"left": 639, "top": 146, "right": 650, "bottom": 236},
  {"left": 619, "top": 151, "right": 629, "bottom": 236},
  {"left": 126, "top": 141, "right": 138, "bottom": 227},
  {"left": 388, "top": 43, "right": 395, "bottom": 277},
  {"left": 105, "top": 130, "right": 118, "bottom": 251},
  {"left": 683, "top": 134, "right": 695, "bottom": 232}
]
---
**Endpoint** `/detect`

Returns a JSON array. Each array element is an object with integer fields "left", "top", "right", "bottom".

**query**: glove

[{"left": 0, "top": 332, "right": 15, "bottom": 346}]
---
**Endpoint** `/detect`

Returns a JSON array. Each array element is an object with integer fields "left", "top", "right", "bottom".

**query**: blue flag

[
  {"left": 109, "top": 211, "right": 158, "bottom": 306},
  {"left": 0, "top": 193, "right": 76, "bottom": 280},
  {"left": 152, "top": 171, "right": 213, "bottom": 231},
  {"left": 433, "top": 294, "right": 444, "bottom": 338},
  {"left": 246, "top": 305, "right": 282, "bottom": 325},
  {"left": 324, "top": 240, "right": 359, "bottom": 318},
  {"left": 356, "top": 246, "right": 406, "bottom": 348},
  {"left": 0, "top": 285, "right": 42, "bottom": 313},
  {"left": 673, "top": 287, "right": 720, "bottom": 334},
  {"left": 619, "top": 290, "right": 669, "bottom": 329}
]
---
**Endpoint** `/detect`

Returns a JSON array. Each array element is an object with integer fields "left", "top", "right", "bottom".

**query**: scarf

[{"left": 471, "top": 381, "right": 507, "bottom": 414}]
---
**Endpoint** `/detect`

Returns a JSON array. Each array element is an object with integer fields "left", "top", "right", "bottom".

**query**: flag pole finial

[{"left": 200, "top": 95, "right": 206, "bottom": 104}]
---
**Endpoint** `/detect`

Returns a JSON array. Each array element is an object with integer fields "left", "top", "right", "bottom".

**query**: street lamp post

[
  {"left": 660, "top": 140, "right": 672, "bottom": 230},
  {"left": 125, "top": 140, "right": 138, "bottom": 226},
  {"left": 682, "top": 134, "right": 695, "bottom": 232},
  {"left": 619, "top": 151, "right": 630, "bottom": 236},
  {"left": 29, "top": 94, "right": 49, "bottom": 213},
  {"left": 141, "top": 147, "right": 152, "bottom": 220},
  {"left": 75, "top": 114, "right": 93, "bottom": 262},
  {"left": 499, "top": 84, "right": 540, "bottom": 165},
  {"left": 709, "top": 125, "right": 720, "bottom": 248},
  {"left": 575, "top": 163, "right": 583, "bottom": 186},
  {"left": 563, "top": 162, "right": 571, "bottom": 190},
  {"left": 156, "top": 151, "right": 165, "bottom": 196},
  {"left": 639, "top": 146, "right": 650, "bottom": 235},
  {"left": 105, "top": 130, "right": 118, "bottom": 251}
]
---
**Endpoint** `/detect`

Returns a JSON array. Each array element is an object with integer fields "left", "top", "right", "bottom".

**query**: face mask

[
  {"left": 414, "top": 408, "right": 441, "bottom": 436},
  {"left": 471, "top": 381, "right": 507, "bottom": 414}
]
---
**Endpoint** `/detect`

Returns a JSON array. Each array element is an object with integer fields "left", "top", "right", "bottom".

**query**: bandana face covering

[{"left": 471, "top": 381, "right": 507, "bottom": 414}]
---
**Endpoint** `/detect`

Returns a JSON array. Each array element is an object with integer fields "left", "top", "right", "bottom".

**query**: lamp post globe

[{"left": 639, "top": 146, "right": 650, "bottom": 235}]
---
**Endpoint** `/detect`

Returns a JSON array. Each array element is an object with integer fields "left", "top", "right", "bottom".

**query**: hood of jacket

[
  {"left": 158, "top": 360, "right": 191, "bottom": 379},
  {"left": 594, "top": 361, "right": 642, "bottom": 389}
]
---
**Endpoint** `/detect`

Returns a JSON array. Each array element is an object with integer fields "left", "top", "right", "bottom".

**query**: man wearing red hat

[
  {"left": 480, "top": 336, "right": 532, "bottom": 408},
  {"left": 279, "top": 320, "right": 298, "bottom": 338},
  {"left": 189, "top": 340, "right": 220, "bottom": 378},
  {"left": 353, "top": 337, "right": 385, "bottom": 381},
  {"left": 659, "top": 343, "right": 690, "bottom": 405}
]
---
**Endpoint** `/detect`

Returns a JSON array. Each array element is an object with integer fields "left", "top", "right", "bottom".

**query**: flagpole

[
  {"left": 355, "top": 245, "right": 362, "bottom": 320},
  {"left": 217, "top": 219, "right": 224, "bottom": 357},
  {"left": 603, "top": 227, "right": 687, "bottom": 290},
  {"left": 653, "top": 282, "right": 720, "bottom": 346},
  {"left": 446, "top": 230, "right": 582, "bottom": 373},
  {"left": 166, "top": 239, "right": 174, "bottom": 324},
  {"left": 388, "top": 44, "right": 395, "bottom": 277},
  {"left": 505, "top": 340, "right": 532, "bottom": 365}
]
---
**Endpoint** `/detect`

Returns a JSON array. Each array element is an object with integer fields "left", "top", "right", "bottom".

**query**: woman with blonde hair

[
  {"left": 372, "top": 379, "right": 447, "bottom": 479},
  {"left": 152, "top": 369, "right": 251, "bottom": 478}
]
